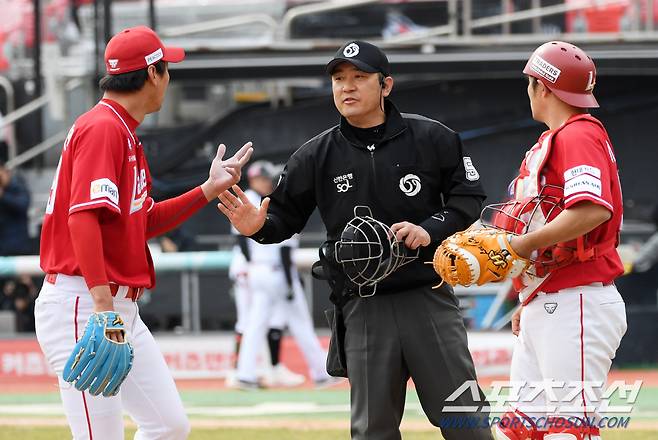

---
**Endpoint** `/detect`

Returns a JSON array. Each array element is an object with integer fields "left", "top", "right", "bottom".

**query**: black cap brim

[{"left": 326, "top": 58, "right": 380, "bottom": 75}]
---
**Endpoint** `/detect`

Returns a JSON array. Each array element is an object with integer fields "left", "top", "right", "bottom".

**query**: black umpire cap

[{"left": 326, "top": 40, "right": 390, "bottom": 77}]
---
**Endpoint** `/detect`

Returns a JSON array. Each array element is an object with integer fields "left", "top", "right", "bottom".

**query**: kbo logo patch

[
  {"left": 343, "top": 43, "right": 359, "bottom": 58},
  {"left": 399, "top": 174, "right": 421, "bottom": 197}
]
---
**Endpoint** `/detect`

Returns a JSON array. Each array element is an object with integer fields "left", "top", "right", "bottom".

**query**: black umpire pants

[{"left": 342, "top": 284, "right": 494, "bottom": 440}]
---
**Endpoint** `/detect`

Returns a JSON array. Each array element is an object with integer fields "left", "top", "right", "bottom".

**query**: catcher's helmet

[
  {"left": 335, "top": 206, "right": 418, "bottom": 296},
  {"left": 523, "top": 41, "right": 598, "bottom": 108}
]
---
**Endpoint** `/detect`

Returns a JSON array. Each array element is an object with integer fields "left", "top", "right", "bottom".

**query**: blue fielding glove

[{"left": 63, "top": 311, "right": 134, "bottom": 397}]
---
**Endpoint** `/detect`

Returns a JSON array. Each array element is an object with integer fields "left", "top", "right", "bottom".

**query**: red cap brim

[{"left": 163, "top": 46, "right": 185, "bottom": 63}]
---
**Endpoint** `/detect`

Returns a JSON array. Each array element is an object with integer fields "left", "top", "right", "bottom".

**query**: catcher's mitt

[
  {"left": 63, "top": 311, "right": 134, "bottom": 397},
  {"left": 433, "top": 228, "right": 530, "bottom": 287}
]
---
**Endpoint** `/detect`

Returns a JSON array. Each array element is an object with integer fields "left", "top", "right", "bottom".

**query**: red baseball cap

[{"left": 104, "top": 26, "right": 185, "bottom": 75}]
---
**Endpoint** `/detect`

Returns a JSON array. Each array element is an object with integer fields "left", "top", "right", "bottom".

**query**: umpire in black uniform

[{"left": 219, "top": 41, "right": 493, "bottom": 440}]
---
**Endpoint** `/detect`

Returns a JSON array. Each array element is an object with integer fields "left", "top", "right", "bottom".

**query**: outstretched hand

[
  {"left": 201, "top": 142, "right": 253, "bottom": 200},
  {"left": 218, "top": 185, "right": 270, "bottom": 236}
]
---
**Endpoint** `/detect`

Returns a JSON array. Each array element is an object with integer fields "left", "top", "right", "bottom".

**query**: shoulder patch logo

[
  {"left": 399, "top": 174, "right": 421, "bottom": 196},
  {"left": 343, "top": 43, "right": 360, "bottom": 58},
  {"left": 463, "top": 157, "right": 480, "bottom": 181},
  {"left": 544, "top": 303, "right": 558, "bottom": 314},
  {"left": 90, "top": 178, "right": 119, "bottom": 206}
]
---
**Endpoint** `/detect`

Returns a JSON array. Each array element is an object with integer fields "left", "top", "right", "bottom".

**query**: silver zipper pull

[{"left": 367, "top": 144, "right": 375, "bottom": 152}]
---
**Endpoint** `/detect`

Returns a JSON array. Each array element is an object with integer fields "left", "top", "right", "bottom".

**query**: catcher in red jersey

[
  {"left": 491, "top": 42, "right": 627, "bottom": 440},
  {"left": 35, "top": 26, "right": 252, "bottom": 440}
]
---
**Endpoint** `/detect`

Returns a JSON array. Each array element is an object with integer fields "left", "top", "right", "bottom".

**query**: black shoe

[{"left": 237, "top": 379, "right": 265, "bottom": 391}]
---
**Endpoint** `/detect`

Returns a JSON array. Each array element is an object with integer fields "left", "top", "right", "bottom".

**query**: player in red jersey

[
  {"left": 35, "top": 26, "right": 252, "bottom": 439},
  {"left": 492, "top": 42, "right": 627, "bottom": 440}
]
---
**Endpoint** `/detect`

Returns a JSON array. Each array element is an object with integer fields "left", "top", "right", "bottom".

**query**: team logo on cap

[
  {"left": 585, "top": 71, "right": 596, "bottom": 92},
  {"left": 343, "top": 43, "right": 360, "bottom": 58},
  {"left": 108, "top": 59, "right": 119, "bottom": 70}
]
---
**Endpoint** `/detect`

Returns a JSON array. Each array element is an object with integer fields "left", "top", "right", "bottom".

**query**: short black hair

[{"left": 99, "top": 60, "right": 166, "bottom": 92}]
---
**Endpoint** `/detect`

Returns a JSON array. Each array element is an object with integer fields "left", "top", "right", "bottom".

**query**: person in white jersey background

[{"left": 230, "top": 160, "right": 337, "bottom": 388}]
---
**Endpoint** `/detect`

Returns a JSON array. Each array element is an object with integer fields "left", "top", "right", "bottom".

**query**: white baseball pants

[{"left": 35, "top": 274, "right": 190, "bottom": 440}]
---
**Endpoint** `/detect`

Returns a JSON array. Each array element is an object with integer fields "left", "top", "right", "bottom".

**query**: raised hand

[
  {"left": 217, "top": 185, "right": 270, "bottom": 236},
  {"left": 201, "top": 142, "right": 253, "bottom": 200}
]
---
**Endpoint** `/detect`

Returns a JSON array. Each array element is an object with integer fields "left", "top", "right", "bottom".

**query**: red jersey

[
  {"left": 534, "top": 115, "right": 624, "bottom": 292},
  {"left": 40, "top": 99, "right": 157, "bottom": 288}
]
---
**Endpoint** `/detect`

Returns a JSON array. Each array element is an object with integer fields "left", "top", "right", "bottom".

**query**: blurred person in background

[
  {"left": 628, "top": 204, "right": 658, "bottom": 274},
  {"left": 0, "top": 162, "right": 31, "bottom": 256},
  {"left": 228, "top": 160, "right": 335, "bottom": 389},
  {"left": 0, "top": 110, "right": 8, "bottom": 162},
  {"left": 11, "top": 274, "right": 37, "bottom": 332},
  {"left": 158, "top": 226, "right": 194, "bottom": 253},
  {"left": 0, "top": 275, "right": 37, "bottom": 331},
  {"left": 0, "top": 160, "right": 34, "bottom": 330}
]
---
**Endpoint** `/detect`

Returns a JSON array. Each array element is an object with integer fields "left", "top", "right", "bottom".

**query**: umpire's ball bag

[{"left": 324, "top": 305, "right": 348, "bottom": 378}]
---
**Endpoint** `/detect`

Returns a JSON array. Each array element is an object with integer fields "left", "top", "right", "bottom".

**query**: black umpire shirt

[{"left": 251, "top": 100, "right": 486, "bottom": 293}]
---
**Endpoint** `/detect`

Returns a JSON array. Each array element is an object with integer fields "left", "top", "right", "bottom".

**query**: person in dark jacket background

[
  {"left": 218, "top": 41, "right": 493, "bottom": 440},
  {"left": 0, "top": 162, "right": 31, "bottom": 256}
]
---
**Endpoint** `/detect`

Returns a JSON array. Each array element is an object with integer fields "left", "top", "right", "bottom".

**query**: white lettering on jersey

[
  {"left": 45, "top": 156, "right": 63, "bottom": 215},
  {"left": 90, "top": 178, "right": 120, "bottom": 205},
  {"left": 45, "top": 126, "right": 76, "bottom": 215},
  {"left": 463, "top": 157, "right": 480, "bottom": 181},
  {"left": 564, "top": 174, "right": 602, "bottom": 197},
  {"left": 130, "top": 166, "right": 148, "bottom": 214},
  {"left": 563, "top": 165, "right": 601, "bottom": 181},
  {"left": 606, "top": 140, "right": 616, "bottom": 163}
]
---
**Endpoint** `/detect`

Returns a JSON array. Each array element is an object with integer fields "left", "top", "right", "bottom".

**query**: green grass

[
  {"left": 0, "top": 427, "right": 655, "bottom": 440},
  {"left": 0, "top": 384, "right": 656, "bottom": 438}
]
